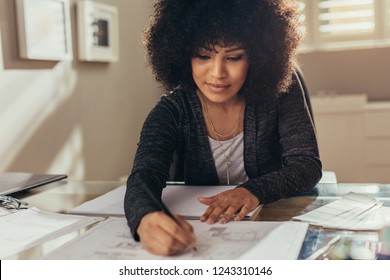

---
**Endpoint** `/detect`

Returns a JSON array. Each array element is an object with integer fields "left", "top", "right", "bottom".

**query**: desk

[
  {"left": 257, "top": 183, "right": 390, "bottom": 259},
  {"left": 14, "top": 180, "right": 122, "bottom": 214},
  {"left": 7, "top": 181, "right": 390, "bottom": 260}
]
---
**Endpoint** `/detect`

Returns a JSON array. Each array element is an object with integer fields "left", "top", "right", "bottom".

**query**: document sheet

[
  {"left": 44, "top": 217, "right": 308, "bottom": 260},
  {"left": 293, "top": 192, "right": 388, "bottom": 230},
  {"left": 0, "top": 207, "right": 103, "bottom": 259},
  {"left": 69, "top": 184, "right": 257, "bottom": 218}
]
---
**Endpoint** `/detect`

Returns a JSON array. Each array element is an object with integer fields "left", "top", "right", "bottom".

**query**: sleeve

[
  {"left": 124, "top": 96, "right": 180, "bottom": 241},
  {"left": 239, "top": 71, "right": 322, "bottom": 204}
]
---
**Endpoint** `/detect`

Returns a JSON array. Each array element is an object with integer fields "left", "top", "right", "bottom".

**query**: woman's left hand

[{"left": 197, "top": 188, "right": 260, "bottom": 224}]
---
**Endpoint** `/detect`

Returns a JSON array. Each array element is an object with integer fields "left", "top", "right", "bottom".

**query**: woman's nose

[{"left": 210, "top": 59, "right": 226, "bottom": 79}]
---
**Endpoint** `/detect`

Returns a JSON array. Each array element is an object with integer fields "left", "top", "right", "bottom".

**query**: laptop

[{"left": 0, "top": 172, "right": 67, "bottom": 196}]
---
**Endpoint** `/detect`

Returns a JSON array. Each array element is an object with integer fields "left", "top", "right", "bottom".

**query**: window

[{"left": 299, "top": 0, "right": 390, "bottom": 51}]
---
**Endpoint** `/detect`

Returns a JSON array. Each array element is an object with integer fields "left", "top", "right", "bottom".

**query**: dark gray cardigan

[{"left": 124, "top": 72, "right": 322, "bottom": 240}]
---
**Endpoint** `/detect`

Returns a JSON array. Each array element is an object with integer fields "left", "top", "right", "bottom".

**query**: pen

[
  {"left": 306, "top": 235, "right": 341, "bottom": 260},
  {"left": 142, "top": 185, "right": 197, "bottom": 251}
]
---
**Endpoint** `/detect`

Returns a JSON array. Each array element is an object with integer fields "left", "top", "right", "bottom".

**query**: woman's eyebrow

[{"left": 225, "top": 47, "right": 245, "bottom": 53}]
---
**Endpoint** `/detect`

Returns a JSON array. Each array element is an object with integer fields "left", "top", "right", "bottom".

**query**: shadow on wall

[
  {"left": 1, "top": 0, "right": 93, "bottom": 180},
  {"left": 0, "top": 60, "right": 84, "bottom": 178},
  {"left": 1, "top": 0, "right": 162, "bottom": 180},
  {"left": 0, "top": 3, "right": 84, "bottom": 178}
]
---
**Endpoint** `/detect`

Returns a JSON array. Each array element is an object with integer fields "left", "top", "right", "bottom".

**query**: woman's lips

[{"left": 206, "top": 83, "right": 230, "bottom": 92}]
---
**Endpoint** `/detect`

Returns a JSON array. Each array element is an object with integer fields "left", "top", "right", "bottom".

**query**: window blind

[
  {"left": 318, "top": 0, "right": 375, "bottom": 37},
  {"left": 298, "top": 1, "right": 307, "bottom": 36},
  {"left": 299, "top": 0, "right": 390, "bottom": 51}
]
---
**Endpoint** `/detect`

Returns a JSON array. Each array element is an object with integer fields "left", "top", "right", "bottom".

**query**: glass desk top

[{"left": 5, "top": 181, "right": 390, "bottom": 260}]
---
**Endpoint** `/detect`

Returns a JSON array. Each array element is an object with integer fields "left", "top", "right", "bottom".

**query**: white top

[{"left": 208, "top": 132, "right": 249, "bottom": 185}]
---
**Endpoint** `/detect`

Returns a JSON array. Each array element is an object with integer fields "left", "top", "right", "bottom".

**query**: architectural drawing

[{"left": 44, "top": 217, "right": 307, "bottom": 260}]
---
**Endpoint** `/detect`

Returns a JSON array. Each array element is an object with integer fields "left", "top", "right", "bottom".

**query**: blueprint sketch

[{"left": 44, "top": 217, "right": 308, "bottom": 260}]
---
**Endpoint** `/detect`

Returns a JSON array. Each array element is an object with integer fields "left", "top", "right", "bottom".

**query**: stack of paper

[
  {"left": 294, "top": 192, "right": 390, "bottom": 230},
  {"left": 0, "top": 207, "right": 103, "bottom": 259}
]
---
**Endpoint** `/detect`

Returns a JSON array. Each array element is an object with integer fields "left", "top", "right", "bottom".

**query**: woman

[{"left": 125, "top": 0, "right": 322, "bottom": 256}]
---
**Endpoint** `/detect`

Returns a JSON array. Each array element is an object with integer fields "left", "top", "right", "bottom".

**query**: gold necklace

[
  {"left": 204, "top": 108, "right": 240, "bottom": 138},
  {"left": 199, "top": 93, "right": 244, "bottom": 185},
  {"left": 200, "top": 93, "right": 244, "bottom": 139}
]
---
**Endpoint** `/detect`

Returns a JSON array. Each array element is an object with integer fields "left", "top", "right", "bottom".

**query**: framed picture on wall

[
  {"left": 15, "top": 0, "right": 73, "bottom": 61},
  {"left": 77, "top": 1, "right": 119, "bottom": 62}
]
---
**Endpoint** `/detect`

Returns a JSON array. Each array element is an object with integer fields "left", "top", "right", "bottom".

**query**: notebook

[{"left": 0, "top": 172, "right": 67, "bottom": 196}]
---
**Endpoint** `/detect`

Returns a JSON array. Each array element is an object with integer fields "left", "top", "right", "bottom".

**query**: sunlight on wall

[
  {"left": 47, "top": 125, "right": 85, "bottom": 179},
  {"left": 0, "top": 61, "right": 77, "bottom": 172},
  {"left": 0, "top": 36, "right": 3, "bottom": 71}
]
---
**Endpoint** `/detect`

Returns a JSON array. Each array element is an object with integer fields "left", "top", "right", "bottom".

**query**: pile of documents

[
  {"left": 5, "top": 186, "right": 388, "bottom": 260},
  {"left": 0, "top": 207, "right": 103, "bottom": 259},
  {"left": 2, "top": 185, "right": 308, "bottom": 260},
  {"left": 293, "top": 192, "right": 390, "bottom": 230}
]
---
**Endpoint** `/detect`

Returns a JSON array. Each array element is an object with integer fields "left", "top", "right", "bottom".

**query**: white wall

[
  {"left": 0, "top": 0, "right": 162, "bottom": 180},
  {"left": 299, "top": 47, "right": 390, "bottom": 101},
  {"left": 299, "top": 47, "right": 390, "bottom": 183}
]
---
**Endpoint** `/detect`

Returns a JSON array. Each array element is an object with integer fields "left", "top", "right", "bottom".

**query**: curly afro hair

[{"left": 143, "top": 0, "right": 302, "bottom": 102}]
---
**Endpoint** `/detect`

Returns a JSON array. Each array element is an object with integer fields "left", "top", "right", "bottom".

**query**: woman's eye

[
  {"left": 195, "top": 54, "right": 210, "bottom": 60},
  {"left": 227, "top": 55, "right": 242, "bottom": 62}
]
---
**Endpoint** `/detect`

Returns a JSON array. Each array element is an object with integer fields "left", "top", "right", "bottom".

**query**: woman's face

[{"left": 191, "top": 44, "right": 249, "bottom": 104}]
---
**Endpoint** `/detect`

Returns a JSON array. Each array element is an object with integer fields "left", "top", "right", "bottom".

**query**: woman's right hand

[{"left": 137, "top": 211, "right": 196, "bottom": 256}]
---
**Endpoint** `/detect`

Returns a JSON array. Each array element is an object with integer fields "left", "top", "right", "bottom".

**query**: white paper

[
  {"left": 69, "top": 184, "right": 256, "bottom": 218},
  {"left": 238, "top": 222, "right": 309, "bottom": 260},
  {"left": 0, "top": 207, "right": 103, "bottom": 259},
  {"left": 293, "top": 192, "right": 386, "bottom": 230},
  {"left": 162, "top": 185, "right": 258, "bottom": 218},
  {"left": 319, "top": 171, "right": 337, "bottom": 183},
  {"left": 44, "top": 217, "right": 308, "bottom": 260},
  {"left": 69, "top": 185, "right": 126, "bottom": 216}
]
